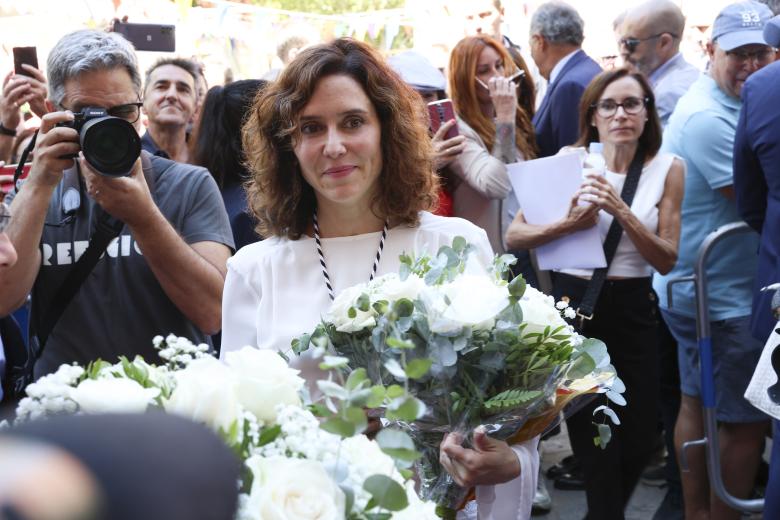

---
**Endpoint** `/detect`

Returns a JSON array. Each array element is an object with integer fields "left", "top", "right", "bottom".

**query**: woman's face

[
  {"left": 475, "top": 45, "right": 505, "bottom": 104},
  {"left": 293, "top": 74, "right": 382, "bottom": 214},
  {"left": 591, "top": 76, "right": 647, "bottom": 147}
]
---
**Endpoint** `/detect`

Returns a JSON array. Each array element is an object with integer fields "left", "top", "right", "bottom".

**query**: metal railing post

[{"left": 669, "top": 222, "right": 763, "bottom": 513}]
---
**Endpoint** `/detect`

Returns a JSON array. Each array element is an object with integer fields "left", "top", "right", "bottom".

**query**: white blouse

[
  {"left": 560, "top": 152, "right": 677, "bottom": 278},
  {"left": 221, "top": 211, "right": 538, "bottom": 520}
]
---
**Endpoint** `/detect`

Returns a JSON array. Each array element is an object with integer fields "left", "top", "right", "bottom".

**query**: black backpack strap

[
  {"left": 34, "top": 208, "right": 124, "bottom": 352},
  {"left": 575, "top": 148, "right": 646, "bottom": 328}
]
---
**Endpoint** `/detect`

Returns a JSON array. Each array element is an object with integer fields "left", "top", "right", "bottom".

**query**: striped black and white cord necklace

[{"left": 312, "top": 210, "right": 388, "bottom": 301}]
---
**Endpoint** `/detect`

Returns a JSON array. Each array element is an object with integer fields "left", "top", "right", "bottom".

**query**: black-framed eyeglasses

[
  {"left": 106, "top": 102, "right": 144, "bottom": 123},
  {"left": 725, "top": 47, "right": 775, "bottom": 64},
  {"left": 592, "top": 97, "right": 649, "bottom": 118},
  {"left": 0, "top": 203, "right": 11, "bottom": 234},
  {"left": 619, "top": 33, "right": 677, "bottom": 53},
  {"left": 58, "top": 101, "right": 143, "bottom": 123}
]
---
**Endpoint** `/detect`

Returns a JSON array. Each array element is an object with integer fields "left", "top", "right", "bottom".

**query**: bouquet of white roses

[
  {"left": 294, "top": 238, "right": 625, "bottom": 518},
  {"left": 11, "top": 335, "right": 438, "bottom": 520}
]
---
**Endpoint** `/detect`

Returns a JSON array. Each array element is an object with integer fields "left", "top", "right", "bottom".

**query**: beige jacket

[{"left": 449, "top": 118, "right": 523, "bottom": 253}]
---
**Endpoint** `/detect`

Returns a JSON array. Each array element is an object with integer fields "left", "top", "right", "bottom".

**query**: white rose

[
  {"left": 372, "top": 273, "right": 426, "bottom": 302},
  {"left": 164, "top": 357, "right": 242, "bottom": 432},
  {"left": 245, "top": 456, "right": 346, "bottom": 520},
  {"left": 224, "top": 347, "right": 304, "bottom": 424},
  {"left": 422, "top": 275, "right": 509, "bottom": 334},
  {"left": 69, "top": 378, "right": 159, "bottom": 414},
  {"left": 520, "top": 286, "right": 571, "bottom": 338},
  {"left": 325, "top": 283, "right": 377, "bottom": 333}
]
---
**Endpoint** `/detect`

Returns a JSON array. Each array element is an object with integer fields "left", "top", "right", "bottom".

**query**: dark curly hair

[{"left": 242, "top": 38, "right": 439, "bottom": 240}]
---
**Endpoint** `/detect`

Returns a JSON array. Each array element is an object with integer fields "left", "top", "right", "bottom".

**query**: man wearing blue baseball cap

[{"left": 653, "top": 2, "right": 775, "bottom": 519}]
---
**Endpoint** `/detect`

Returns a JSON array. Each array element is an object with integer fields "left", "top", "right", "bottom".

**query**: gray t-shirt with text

[{"left": 10, "top": 153, "right": 234, "bottom": 377}]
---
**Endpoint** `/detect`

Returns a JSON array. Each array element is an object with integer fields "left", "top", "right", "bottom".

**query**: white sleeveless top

[{"left": 559, "top": 152, "right": 675, "bottom": 279}]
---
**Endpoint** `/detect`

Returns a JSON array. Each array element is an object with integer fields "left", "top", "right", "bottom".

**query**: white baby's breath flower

[
  {"left": 555, "top": 300, "right": 568, "bottom": 310},
  {"left": 564, "top": 307, "right": 577, "bottom": 320}
]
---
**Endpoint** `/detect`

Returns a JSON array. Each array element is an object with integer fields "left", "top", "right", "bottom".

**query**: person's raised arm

[
  {"left": 80, "top": 159, "right": 230, "bottom": 334},
  {"left": 0, "top": 111, "right": 79, "bottom": 315}
]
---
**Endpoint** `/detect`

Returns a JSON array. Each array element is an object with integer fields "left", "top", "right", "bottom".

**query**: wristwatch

[{"left": 0, "top": 122, "right": 16, "bottom": 137}]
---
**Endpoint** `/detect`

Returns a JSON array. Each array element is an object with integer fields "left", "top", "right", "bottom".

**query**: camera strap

[
  {"left": 31, "top": 152, "right": 156, "bottom": 357},
  {"left": 33, "top": 208, "right": 124, "bottom": 353}
]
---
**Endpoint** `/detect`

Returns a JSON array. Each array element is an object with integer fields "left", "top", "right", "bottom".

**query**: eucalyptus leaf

[
  {"left": 596, "top": 423, "right": 612, "bottom": 449},
  {"left": 345, "top": 406, "right": 368, "bottom": 434},
  {"left": 566, "top": 352, "right": 596, "bottom": 379},
  {"left": 508, "top": 275, "right": 527, "bottom": 299},
  {"left": 321, "top": 417, "right": 356, "bottom": 438},
  {"left": 386, "top": 385, "right": 405, "bottom": 399},
  {"left": 366, "top": 385, "right": 386, "bottom": 408},
  {"left": 593, "top": 405, "right": 621, "bottom": 425},
  {"left": 345, "top": 368, "right": 368, "bottom": 390},
  {"left": 392, "top": 298, "right": 415, "bottom": 318},
  {"left": 405, "top": 358, "right": 432, "bottom": 379},
  {"left": 376, "top": 429, "right": 421, "bottom": 463},
  {"left": 386, "top": 396, "right": 426, "bottom": 422},
  {"left": 357, "top": 293, "right": 371, "bottom": 312},
  {"left": 363, "top": 475, "right": 409, "bottom": 511},
  {"left": 452, "top": 236, "right": 467, "bottom": 253},
  {"left": 317, "top": 380, "right": 349, "bottom": 400},
  {"left": 319, "top": 355, "right": 349, "bottom": 370},
  {"left": 606, "top": 390, "right": 627, "bottom": 406},
  {"left": 384, "top": 359, "right": 407, "bottom": 380}
]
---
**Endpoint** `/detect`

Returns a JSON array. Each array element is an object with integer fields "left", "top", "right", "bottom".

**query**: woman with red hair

[{"left": 447, "top": 35, "right": 537, "bottom": 255}]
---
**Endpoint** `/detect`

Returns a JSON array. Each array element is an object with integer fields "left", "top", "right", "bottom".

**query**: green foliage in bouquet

[{"left": 294, "top": 237, "right": 624, "bottom": 516}]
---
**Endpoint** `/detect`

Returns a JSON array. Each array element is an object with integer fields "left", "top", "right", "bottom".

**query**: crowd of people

[{"left": 1, "top": 0, "right": 780, "bottom": 519}]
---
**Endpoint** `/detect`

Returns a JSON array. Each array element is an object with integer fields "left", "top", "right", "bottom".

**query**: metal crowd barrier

[{"left": 666, "top": 221, "right": 763, "bottom": 514}]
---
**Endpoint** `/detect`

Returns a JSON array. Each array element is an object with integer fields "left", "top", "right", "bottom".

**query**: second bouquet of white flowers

[{"left": 295, "top": 237, "right": 624, "bottom": 518}]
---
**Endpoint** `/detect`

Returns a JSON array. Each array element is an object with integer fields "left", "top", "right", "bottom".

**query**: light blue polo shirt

[{"left": 653, "top": 74, "right": 759, "bottom": 320}]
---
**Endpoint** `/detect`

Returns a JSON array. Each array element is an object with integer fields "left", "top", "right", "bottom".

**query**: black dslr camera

[{"left": 58, "top": 107, "right": 141, "bottom": 177}]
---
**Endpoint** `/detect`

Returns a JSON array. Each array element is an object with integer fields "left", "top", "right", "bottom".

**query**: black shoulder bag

[{"left": 574, "top": 148, "right": 646, "bottom": 330}]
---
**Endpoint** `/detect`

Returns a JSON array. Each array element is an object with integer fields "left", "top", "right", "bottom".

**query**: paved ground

[
  {"left": 534, "top": 424, "right": 767, "bottom": 520},
  {"left": 535, "top": 426, "right": 665, "bottom": 520}
]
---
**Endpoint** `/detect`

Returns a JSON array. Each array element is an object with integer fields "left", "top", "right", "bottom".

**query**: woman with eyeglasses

[
  {"left": 447, "top": 35, "right": 538, "bottom": 255},
  {"left": 506, "top": 68, "right": 684, "bottom": 520}
]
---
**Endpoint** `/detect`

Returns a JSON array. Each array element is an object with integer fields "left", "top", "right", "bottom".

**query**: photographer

[{"left": 0, "top": 30, "right": 234, "bottom": 380}]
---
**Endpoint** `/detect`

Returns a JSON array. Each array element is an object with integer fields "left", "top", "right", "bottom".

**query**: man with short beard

[{"left": 619, "top": 0, "right": 700, "bottom": 127}]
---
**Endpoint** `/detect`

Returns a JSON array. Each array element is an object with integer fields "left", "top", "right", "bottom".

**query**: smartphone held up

[
  {"left": 428, "top": 99, "right": 459, "bottom": 140},
  {"left": 12, "top": 47, "right": 38, "bottom": 77}
]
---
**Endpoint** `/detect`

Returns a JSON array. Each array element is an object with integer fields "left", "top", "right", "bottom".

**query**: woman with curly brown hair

[
  {"left": 220, "top": 38, "right": 539, "bottom": 519},
  {"left": 447, "top": 35, "right": 538, "bottom": 255}
]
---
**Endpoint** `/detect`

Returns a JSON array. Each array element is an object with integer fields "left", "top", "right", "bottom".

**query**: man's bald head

[{"left": 620, "top": 0, "right": 685, "bottom": 75}]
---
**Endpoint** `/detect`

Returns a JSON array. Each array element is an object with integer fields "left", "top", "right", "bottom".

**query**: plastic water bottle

[
  {"left": 579, "top": 142, "right": 606, "bottom": 205},
  {"left": 583, "top": 142, "right": 606, "bottom": 178}
]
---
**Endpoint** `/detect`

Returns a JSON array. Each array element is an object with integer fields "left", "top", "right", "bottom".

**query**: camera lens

[{"left": 80, "top": 117, "right": 141, "bottom": 177}]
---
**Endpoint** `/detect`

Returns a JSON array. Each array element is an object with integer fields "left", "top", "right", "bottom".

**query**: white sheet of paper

[{"left": 506, "top": 154, "right": 606, "bottom": 270}]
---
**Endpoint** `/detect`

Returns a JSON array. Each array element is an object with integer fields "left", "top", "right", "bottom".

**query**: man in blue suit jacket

[
  {"left": 733, "top": 19, "right": 780, "bottom": 517},
  {"left": 529, "top": 2, "right": 602, "bottom": 158},
  {"left": 733, "top": 52, "right": 780, "bottom": 343}
]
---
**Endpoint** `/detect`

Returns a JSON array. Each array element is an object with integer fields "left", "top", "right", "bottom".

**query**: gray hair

[
  {"left": 47, "top": 29, "right": 142, "bottom": 108},
  {"left": 530, "top": 1, "right": 585, "bottom": 46}
]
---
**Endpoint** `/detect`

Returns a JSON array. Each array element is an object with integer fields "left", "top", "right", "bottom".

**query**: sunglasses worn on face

[
  {"left": 619, "top": 33, "right": 677, "bottom": 53},
  {"left": 592, "top": 97, "right": 648, "bottom": 118}
]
